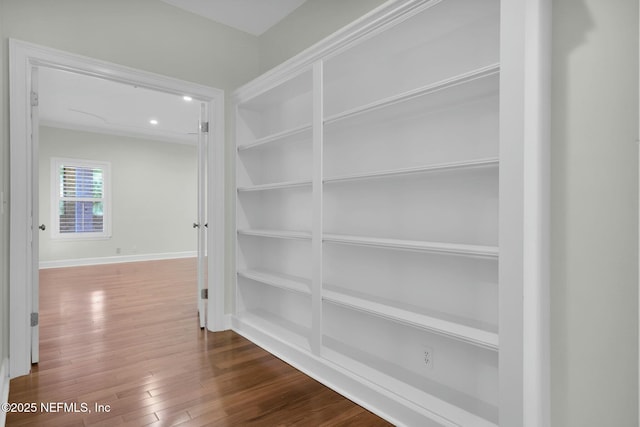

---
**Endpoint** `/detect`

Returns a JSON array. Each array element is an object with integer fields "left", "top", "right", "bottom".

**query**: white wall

[
  {"left": 0, "top": 0, "right": 7, "bottom": 369},
  {"left": 38, "top": 126, "right": 197, "bottom": 264},
  {"left": 258, "top": 0, "right": 387, "bottom": 73},
  {"left": 1, "top": 0, "right": 260, "bottom": 91},
  {"left": 551, "top": 0, "right": 639, "bottom": 425}
]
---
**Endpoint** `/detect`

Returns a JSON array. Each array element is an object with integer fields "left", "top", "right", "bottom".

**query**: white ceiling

[
  {"left": 160, "top": 0, "right": 308, "bottom": 35},
  {"left": 39, "top": 67, "right": 202, "bottom": 144}
]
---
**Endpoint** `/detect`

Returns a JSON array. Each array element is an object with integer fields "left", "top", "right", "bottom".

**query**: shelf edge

[
  {"left": 324, "top": 158, "right": 499, "bottom": 183},
  {"left": 238, "top": 229, "right": 312, "bottom": 241},
  {"left": 323, "top": 234, "right": 498, "bottom": 258},
  {"left": 237, "top": 123, "right": 312, "bottom": 152},
  {"left": 237, "top": 180, "right": 312, "bottom": 192},
  {"left": 238, "top": 269, "right": 311, "bottom": 295},
  {"left": 324, "top": 63, "right": 500, "bottom": 125},
  {"left": 323, "top": 289, "right": 498, "bottom": 350}
]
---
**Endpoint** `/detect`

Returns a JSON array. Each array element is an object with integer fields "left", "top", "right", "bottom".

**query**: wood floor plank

[{"left": 7, "top": 259, "right": 391, "bottom": 426}]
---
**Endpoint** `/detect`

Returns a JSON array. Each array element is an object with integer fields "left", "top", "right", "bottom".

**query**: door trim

[{"left": 9, "top": 39, "right": 226, "bottom": 378}]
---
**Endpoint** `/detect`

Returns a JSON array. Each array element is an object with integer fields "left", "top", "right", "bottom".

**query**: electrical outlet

[
  {"left": 423, "top": 347, "right": 434, "bottom": 370},
  {"left": 116, "top": 247, "right": 121, "bottom": 254}
]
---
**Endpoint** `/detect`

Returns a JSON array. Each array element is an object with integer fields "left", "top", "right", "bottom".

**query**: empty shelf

[
  {"left": 238, "top": 229, "right": 312, "bottom": 240},
  {"left": 323, "top": 288, "right": 498, "bottom": 350},
  {"left": 325, "top": 64, "right": 500, "bottom": 125},
  {"left": 324, "top": 158, "right": 499, "bottom": 184},
  {"left": 237, "top": 179, "right": 312, "bottom": 192},
  {"left": 323, "top": 234, "right": 498, "bottom": 258},
  {"left": 237, "top": 124, "right": 312, "bottom": 151},
  {"left": 238, "top": 268, "right": 311, "bottom": 295}
]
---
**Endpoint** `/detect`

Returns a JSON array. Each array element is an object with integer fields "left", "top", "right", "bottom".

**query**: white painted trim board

[
  {"left": 0, "top": 358, "right": 10, "bottom": 427},
  {"left": 39, "top": 251, "right": 197, "bottom": 269}
]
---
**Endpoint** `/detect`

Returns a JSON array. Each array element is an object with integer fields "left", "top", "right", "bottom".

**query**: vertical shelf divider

[{"left": 311, "top": 60, "right": 324, "bottom": 355}]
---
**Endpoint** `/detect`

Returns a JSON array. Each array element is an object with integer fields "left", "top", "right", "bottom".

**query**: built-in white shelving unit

[{"left": 233, "top": 0, "right": 550, "bottom": 425}]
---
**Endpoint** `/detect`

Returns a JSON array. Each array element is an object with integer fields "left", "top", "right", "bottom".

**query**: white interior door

[
  {"left": 196, "top": 102, "right": 208, "bottom": 328},
  {"left": 30, "top": 66, "right": 40, "bottom": 364}
]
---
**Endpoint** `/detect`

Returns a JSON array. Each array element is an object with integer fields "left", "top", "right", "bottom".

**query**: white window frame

[{"left": 51, "top": 157, "right": 112, "bottom": 240}]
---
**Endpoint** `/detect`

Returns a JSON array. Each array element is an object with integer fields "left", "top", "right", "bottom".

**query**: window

[{"left": 51, "top": 158, "right": 111, "bottom": 239}]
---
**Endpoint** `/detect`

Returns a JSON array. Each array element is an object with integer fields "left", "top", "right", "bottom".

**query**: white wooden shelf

[
  {"left": 323, "top": 234, "right": 498, "bottom": 258},
  {"left": 237, "top": 179, "right": 312, "bottom": 192},
  {"left": 236, "top": 67, "right": 312, "bottom": 108},
  {"left": 232, "top": 0, "right": 551, "bottom": 423},
  {"left": 323, "top": 287, "right": 498, "bottom": 350},
  {"left": 238, "top": 229, "right": 312, "bottom": 241},
  {"left": 237, "top": 124, "right": 312, "bottom": 152},
  {"left": 238, "top": 268, "right": 311, "bottom": 295},
  {"left": 324, "top": 64, "right": 500, "bottom": 125},
  {"left": 324, "top": 158, "right": 499, "bottom": 184},
  {"left": 322, "top": 338, "right": 498, "bottom": 427},
  {"left": 237, "top": 309, "right": 311, "bottom": 352}
]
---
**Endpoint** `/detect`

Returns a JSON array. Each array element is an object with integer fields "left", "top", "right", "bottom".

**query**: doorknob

[
  {"left": 38, "top": 224, "right": 46, "bottom": 231},
  {"left": 193, "top": 222, "right": 200, "bottom": 229}
]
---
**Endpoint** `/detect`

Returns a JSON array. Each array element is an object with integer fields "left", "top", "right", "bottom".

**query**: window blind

[{"left": 56, "top": 163, "right": 107, "bottom": 235}]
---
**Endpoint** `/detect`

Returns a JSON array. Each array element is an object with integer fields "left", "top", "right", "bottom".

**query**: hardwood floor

[{"left": 7, "top": 259, "right": 391, "bottom": 426}]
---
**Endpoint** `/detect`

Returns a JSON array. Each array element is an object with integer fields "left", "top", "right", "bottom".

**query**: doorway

[
  {"left": 36, "top": 66, "right": 207, "bottom": 362},
  {"left": 9, "top": 39, "right": 226, "bottom": 378}
]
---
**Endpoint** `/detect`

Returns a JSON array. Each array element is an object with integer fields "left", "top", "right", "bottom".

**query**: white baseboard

[
  {"left": 231, "top": 316, "right": 450, "bottom": 427},
  {"left": 206, "top": 314, "right": 232, "bottom": 333},
  {"left": 223, "top": 314, "right": 233, "bottom": 330},
  {"left": 0, "top": 358, "right": 9, "bottom": 427},
  {"left": 39, "top": 251, "right": 197, "bottom": 269}
]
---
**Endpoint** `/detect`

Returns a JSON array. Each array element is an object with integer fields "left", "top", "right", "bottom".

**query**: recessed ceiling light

[
  {"left": 183, "top": 96, "right": 193, "bottom": 102},
  {"left": 149, "top": 119, "right": 158, "bottom": 125}
]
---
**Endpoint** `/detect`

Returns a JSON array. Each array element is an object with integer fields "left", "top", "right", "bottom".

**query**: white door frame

[{"left": 9, "top": 39, "right": 226, "bottom": 378}]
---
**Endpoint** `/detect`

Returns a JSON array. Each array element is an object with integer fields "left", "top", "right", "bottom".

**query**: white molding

[
  {"left": 311, "top": 61, "right": 323, "bottom": 356},
  {"left": 39, "top": 251, "right": 197, "bottom": 269},
  {"left": 232, "top": 316, "right": 451, "bottom": 427},
  {"left": 233, "top": 0, "right": 436, "bottom": 103},
  {"left": 522, "top": 0, "right": 551, "bottom": 425},
  {"left": 13, "top": 40, "right": 222, "bottom": 99},
  {"left": 0, "top": 358, "right": 10, "bottom": 427},
  {"left": 10, "top": 38, "right": 35, "bottom": 380},
  {"left": 9, "top": 39, "right": 226, "bottom": 377},
  {"left": 206, "top": 69, "right": 226, "bottom": 333},
  {"left": 499, "top": 0, "right": 551, "bottom": 426}
]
